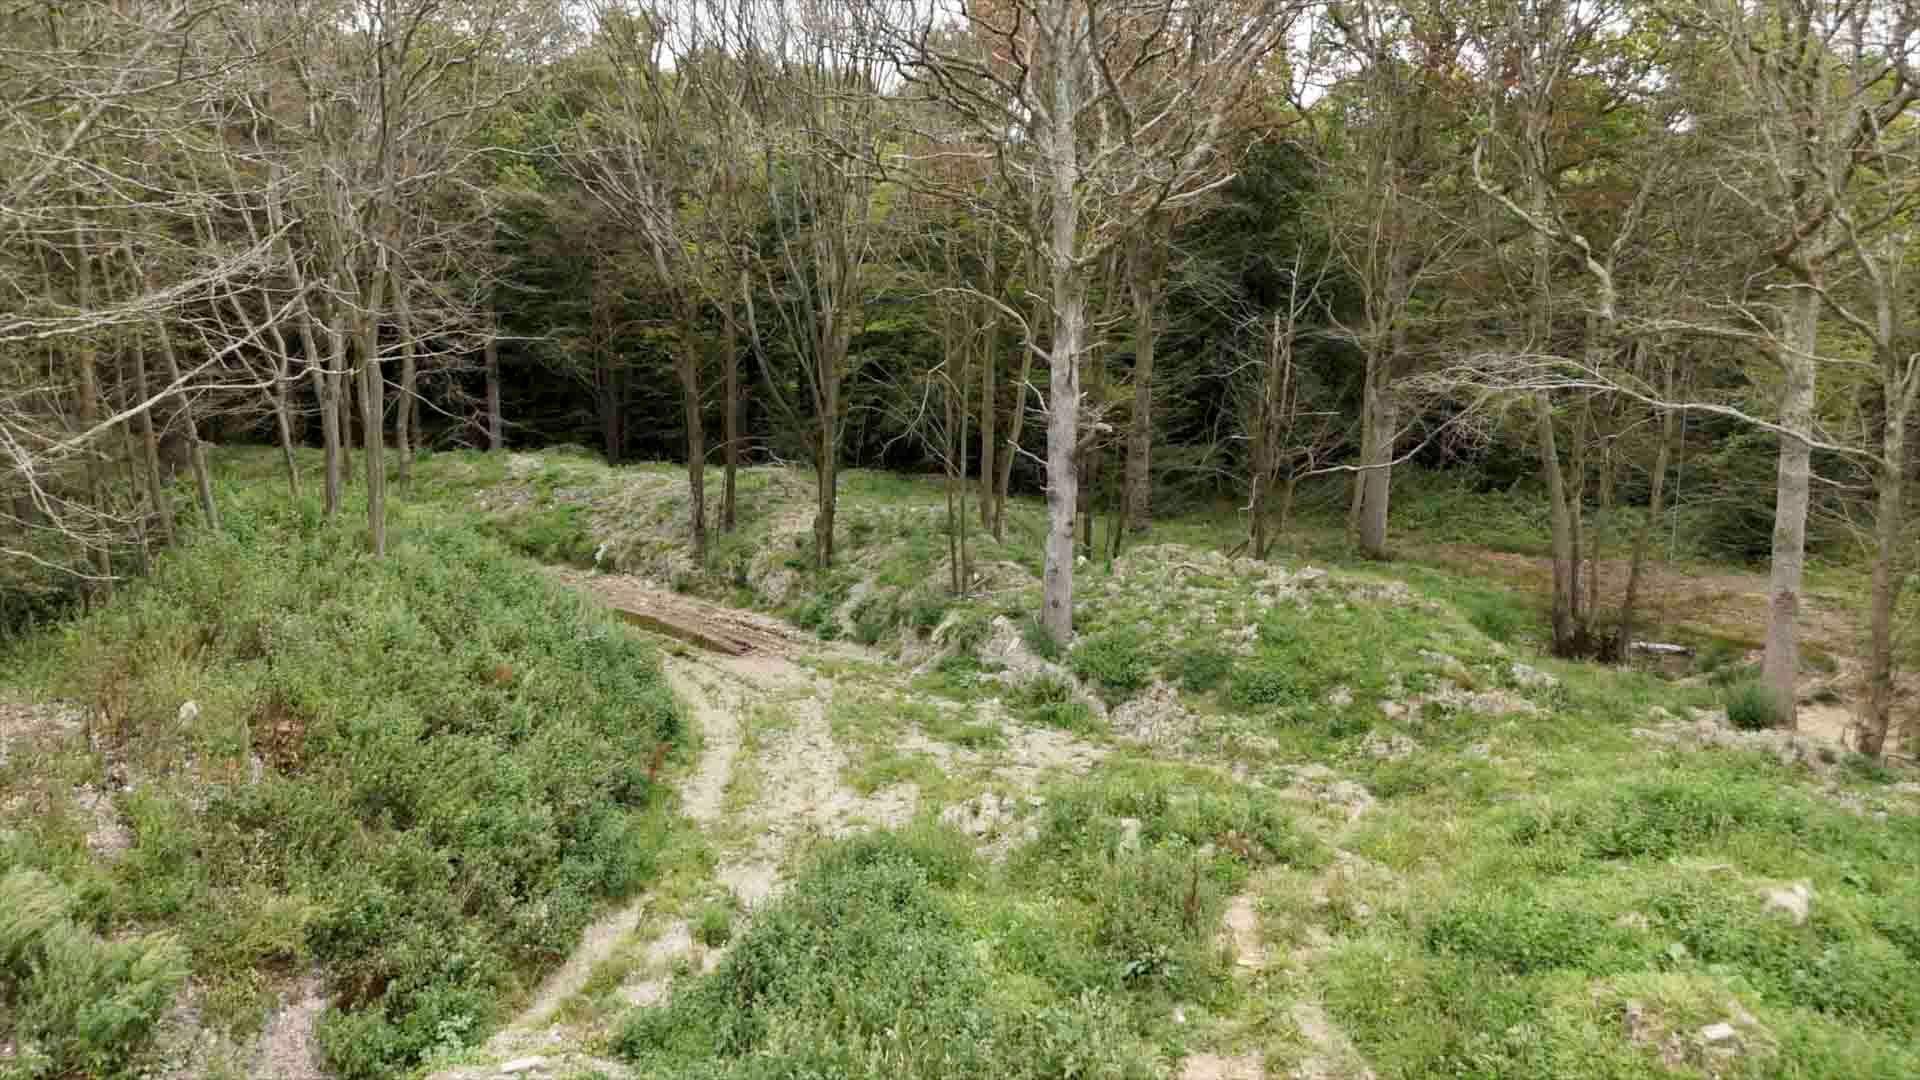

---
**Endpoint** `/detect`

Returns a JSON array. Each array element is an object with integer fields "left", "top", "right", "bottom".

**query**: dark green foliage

[
  {"left": 1726, "top": 679, "right": 1785, "bottom": 731},
  {"left": 1170, "top": 646, "right": 1231, "bottom": 692},
  {"left": 1424, "top": 890, "right": 1649, "bottom": 976},
  {"left": 1020, "top": 616, "right": 1062, "bottom": 662},
  {"left": 1069, "top": 628, "right": 1153, "bottom": 702},
  {"left": 0, "top": 869, "right": 188, "bottom": 1078},
  {"left": 13, "top": 491, "right": 680, "bottom": 1078},
  {"left": 1510, "top": 778, "right": 1810, "bottom": 861}
]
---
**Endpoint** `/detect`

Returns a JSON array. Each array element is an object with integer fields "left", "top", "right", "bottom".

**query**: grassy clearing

[
  {"left": 615, "top": 756, "right": 1324, "bottom": 1080},
  {"left": 0, "top": 456, "right": 685, "bottom": 1078}
]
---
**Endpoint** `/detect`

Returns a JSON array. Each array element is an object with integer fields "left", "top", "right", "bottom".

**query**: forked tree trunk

[{"left": 1762, "top": 285, "right": 1820, "bottom": 729}]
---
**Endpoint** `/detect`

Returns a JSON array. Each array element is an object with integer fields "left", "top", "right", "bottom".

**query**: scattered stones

[
  {"left": 1699, "top": 1022, "right": 1738, "bottom": 1045},
  {"left": 1111, "top": 680, "right": 1198, "bottom": 748},
  {"left": 1325, "top": 686, "right": 1355, "bottom": 709},
  {"left": 1281, "top": 765, "right": 1376, "bottom": 822},
  {"left": 1360, "top": 730, "right": 1418, "bottom": 761},
  {"left": 1633, "top": 708, "right": 1841, "bottom": 772},
  {"left": 1117, "top": 816, "right": 1143, "bottom": 854},
  {"left": 497, "top": 1058, "right": 546, "bottom": 1075},
  {"left": 1508, "top": 663, "right": 1558, "bottom": 690},
  {"left": 1762, "top": 881, "right": 1814, "bottom": 925},
  {"left": 1179, "top": 1051, "right": 1264, "bottom": 1080},
  {"left": 1380, "top": 680, "right": 1540, "bottom": 721},
  {"left": 1612, "top": 911, "right": 1652, "bottom": 931},
  {"left": 177, "top": 700, "right": 201, "bottom": 724},
  {"left": 72, "top": 784, "right": 131, "bottom": 859}
]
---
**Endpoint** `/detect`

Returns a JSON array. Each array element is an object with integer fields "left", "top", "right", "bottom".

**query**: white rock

[
  {"left": 1699, "top": 1022, "right": 1738, "bottom": 1044},
  {"left": 1509, "top": 662, "right": 1559, "bottom": 690},
  {"left": 1763, "top": 881, "right": 1815, "bottom": 925},
  {"left": 499, "top": 1058, "right": 547, "bottom": 1075},
  {"left": 1117, "top": 817, "right": 1143, "bottom": 853},
  {"left": 177, "top": 700, "right": 200, "bottom": 724},
  {"left": 1326, "top": 685, "right": 1355, "bottom": 709}
]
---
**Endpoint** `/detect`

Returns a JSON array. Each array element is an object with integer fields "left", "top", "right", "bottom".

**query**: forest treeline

[{"left": 1, "top": 0, "right": 1915, "bottom": 751}]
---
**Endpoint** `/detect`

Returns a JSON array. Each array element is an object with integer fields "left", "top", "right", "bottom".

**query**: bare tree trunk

[
  {"left": 681, "top": 334, "right": 707, "bottom": 563},
  {"left": 302, "top": 303, "right": 342, "bottom": 516},
  {"left": 1358, "top": 356, "right": 1394, "bottom": 558},
  {"left": 1124, "top": 233, "right": 1157, "bottom": 534},
  {"left": 132, "top": 336, "right": 174, "bottom": 545},
  {"left": 154, "top": 316, "right": 218, "bottom": 534},
  {"left": 723, "top": 276, "right": 742, "bottom": 533},
  {"left": 484, "top": 312, "right": 503, "bottom": 452},
  {"left": 271, "top": 347, "right": 301, "bottom": 501},
  {"left": 356, "top": 311, "right": 386, "bottom": 556},
  {"left": 996, "top": 250, "right": 1048, "bottom": 541},
  {"left": 1762, "top": 285, "right": 1819, "bottom": 728},
  {"left": 815, "top": 408, "right": 836, "bottom": 568},
  {"left": 1537, "top": 392, "right": 1579, "bottom": 655},
  {"left": 73, "top": 238, "right": 112, "bottom": 593},
  {"left": 391, "top": 268, "right": 417, "bottom": 492},
  {"left": 979, "top": 286, "right": 998, "bottom": 531},
  {"left": 1860, "top": 368, "right": 1913, "bottom": 757},
  {"left": 1617, "top": 359, "right": 1677, "bottom": 658}
]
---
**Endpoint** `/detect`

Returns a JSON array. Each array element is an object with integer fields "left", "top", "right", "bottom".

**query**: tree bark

[
  {"left": 1860, "top": 355, "right": 1913, "bottom": 757},
  {"left": 1358, "top": 356, "right": 1394, "bottom": 558},
  {"left": 722, "top": 276, "right": 742, "bottom": 533},
  {"left": 132, "top": 336, "right": 174, "bottom": 546},
  {"left": 1762, "top": 285, "right": 1819, "bottom": 729},
  {"left": 356, "top": 309, "right": 386, "bottom": 556},
  {"left": 73, "top": 236, "right": 112, "bottom": 593},
  {"left": 484, "top": 314, "right": 503, "bottom": 452},
  {"left": 154, "top": 314, "right": 218, "bottom": 534},
  {"left": 1617, "top": 357, "right": 1676, "bottom": 659},
  {"left": 682, "top": 330, "right": 707, "bottom": 563},
  {"left": 302, "top": 301, "right": 342, "bottom": 516},
  {"left": 979, "top": 279, "right": 998, "bottom": 531},
  {"left": 1537, "top": 392, "right": 1580, "bottom": 655},
  {"left": 1124, "top": 232, "right": 1158, "bottom": 534},
  {"left": 815, "top": 408, "right": 837, "bottom": 568},
  {"left": 391, "top": 267, "right": 417, "bottom": 491}
]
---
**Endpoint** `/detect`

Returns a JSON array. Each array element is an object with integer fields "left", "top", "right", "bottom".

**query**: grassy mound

[{"left": 0, "top": 479, "right": 681, "bottom": 1078}]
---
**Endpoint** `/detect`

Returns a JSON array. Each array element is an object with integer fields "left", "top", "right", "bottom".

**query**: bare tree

[{"left": 885, "top": 0, "right": 1299, "bottom": 643}]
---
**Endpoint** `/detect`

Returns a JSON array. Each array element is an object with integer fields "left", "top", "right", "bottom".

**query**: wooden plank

[{"left": 612, "top": 606, "right": 751, "bottom": 656}]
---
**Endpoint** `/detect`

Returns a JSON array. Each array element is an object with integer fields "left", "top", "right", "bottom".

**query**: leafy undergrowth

[{"left": 0, "top": 473, "right": 682, "bottom": 1078}]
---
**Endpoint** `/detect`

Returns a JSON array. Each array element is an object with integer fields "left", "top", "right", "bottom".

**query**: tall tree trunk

[
  {"left": 73, "top": 235, "right": 112, "bottom": 593},
  {"left": 154, "top": 315, "right": 218, "bottom": 534},
  {"left": 683, "top": 336, "right": 707, "bottom": 562},
  {"left": 357, "top": 310, "right": 386, "bottom": 556},
  {"left": 1860, "top": 358, "right": 1914, "bottom": 757},
  {"left": 1124, "top": 233, "right": 1157, "bottom": 534},
  {"left": 391, "top": 268, "right": 417, "bottom": 492},
  {"left": 1537, "top": 393, "right": 1579, "bottom": 655},
  {"left": 722, "top": 282, "right": 741, "bottom": 534},
  {"left": 1358, "top": 356, "right": 1394, "bottom": 558},
  {"left": 1617, "top": 358, "right": 1677, "bottom": 658},
  {"left": 815, "top": 405, "right": 837, "bottom": 569},
  {"left": 484, "top": 314, "right": 503, "bottom": 452},
  {"left": 302, "top": 302, "right": 342, "bottom": 516},
  {"left": 996, "top": 249, "right": 1048, "bottom": 541},
  {"left": 132, "top": 336, "right": 174, "bottom": 545},
  {"left": 979, "top": 284, "right": 998, "bottom": 531},
  {"left": 1762, "top": 285, "right": 1819, "bottom": 728}
]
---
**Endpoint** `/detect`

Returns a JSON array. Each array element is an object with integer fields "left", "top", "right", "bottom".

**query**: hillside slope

[
  {"left": 421, "top": 449, "right": 1920, "bottom": 1080},
  {"left": 0, "top": 474, "right": 683, "bottom": 1079}
]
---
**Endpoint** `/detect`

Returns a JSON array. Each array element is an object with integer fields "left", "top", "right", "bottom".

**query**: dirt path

[{"left": 431, "top": 575, "right": 935, "bottom": 1078}]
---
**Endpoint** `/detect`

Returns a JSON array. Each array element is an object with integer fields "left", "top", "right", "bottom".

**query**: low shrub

[
  {"left": 1069, "top": 629, "right": 1153, "bottom": 702},
  {"left": 1726, "top": 678, "right": 1785, "bottom": 731}
]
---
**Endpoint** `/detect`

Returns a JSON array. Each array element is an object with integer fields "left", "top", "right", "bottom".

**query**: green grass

[{"left": 0, "top": 456, "right": 685, "bottom": 1078}]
